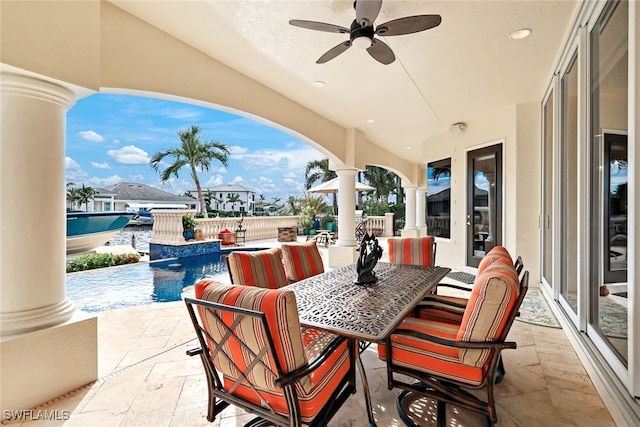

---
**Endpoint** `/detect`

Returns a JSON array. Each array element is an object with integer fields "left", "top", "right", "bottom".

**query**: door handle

[{"left": 466, "top": 221, "right": 472, "bottom": 226}]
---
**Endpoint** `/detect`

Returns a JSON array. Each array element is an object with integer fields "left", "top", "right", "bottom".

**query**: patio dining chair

[
  {"left": 388, "top": 235, "right": 437, "bottom": 267},
  {"left": 281, "top": 240, "right": 325, "bottom": 283},
  {"left": 382, "top": 264, "right": 529, "bottom": 425},
  {"left": 225, "top": 247, "right": 289, "bottom": 289},
  {"left": 185, "top": 279, "right": 357, "bottom": 426},
  {"left": 417, "top": 247, "right": 523, "bottom": 324}
]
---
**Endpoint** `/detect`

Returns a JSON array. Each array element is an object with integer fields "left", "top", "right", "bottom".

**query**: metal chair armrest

[
  {"left": 393, "top": 327, "right": 517, "bottom": 350},
  {"left": 276, "top": 335, "right": 350, "bottom": 387},
  {"left": 434, "top": 282, "right": 474, "bottom": 293},
  {"left": 186, "top": 347, "right": 203, "bottom": 357}
]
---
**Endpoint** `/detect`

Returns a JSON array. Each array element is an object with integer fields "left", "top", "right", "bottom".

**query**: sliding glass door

[{"left": 589, "top": 0, "right": 629, "bottom": 364}]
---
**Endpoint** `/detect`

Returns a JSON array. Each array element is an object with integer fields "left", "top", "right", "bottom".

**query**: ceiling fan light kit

[{"left": 289, "top": 0, "right": 441, "bottom": 65}]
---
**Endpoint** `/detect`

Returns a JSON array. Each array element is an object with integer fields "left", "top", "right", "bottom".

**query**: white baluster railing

[
  {"left": 150, "top": 212, "right": 395, "bottom": 246},
  {"left": 150, "top": 211, "right": 301, "bottom": 244}
]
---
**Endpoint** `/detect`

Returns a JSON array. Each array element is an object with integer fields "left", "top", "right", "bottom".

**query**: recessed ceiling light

[
  {"left": 366, "top": 119, "right": 375, "bottom": 123},
  {"left": 405, "top": 146, "right": 412, "bottom": 150},
  {"left": 312, "top": 80, "right": 325, "bottom": 87},
  {"left": 509, "top": 28, "right": 532, "bottom": 40}
]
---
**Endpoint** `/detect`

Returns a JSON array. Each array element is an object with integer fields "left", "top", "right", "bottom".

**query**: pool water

[{"left": 66, "top": 253, "right": 229, "bottom": 313}]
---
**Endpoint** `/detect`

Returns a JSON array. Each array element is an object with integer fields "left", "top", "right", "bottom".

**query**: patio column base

[
  {"left": 1, "top": 312, "right": 98, "bottom": 414},
  {"left": 401, "top": 229, "right": 420, "bottom": 238},
  {"left": 417, "top": 225, "right": 427, "bottom": 237},
  {"left": 328, "top": 245, "right": 358, "bottom": 268}
]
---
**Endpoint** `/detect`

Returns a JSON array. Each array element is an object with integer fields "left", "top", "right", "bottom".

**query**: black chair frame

[
  {"left": 185, "top": 297, "right": 357, "bottom": 427},
  {"left": 386, "top": 271, "right": 529, "bottom": 426}
]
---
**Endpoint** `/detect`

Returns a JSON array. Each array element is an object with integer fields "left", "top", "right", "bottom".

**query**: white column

[
  {"left": 402, "top": 186, "right": 419, "bottom": 237},
  {"left": 416, "top": 187, "right": 427, "bottom": 237},
  {"left": 1, "top": 73, "right": 75, "bottom": 335},
  {"left": 329, "top": 168, "right": 358, "bottom": 267},
  {"left": 1, "top": 72, "right": 97, "bottom": 413}
]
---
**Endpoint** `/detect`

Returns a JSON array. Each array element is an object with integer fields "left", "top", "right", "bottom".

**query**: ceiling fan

[{"left": 289, "top": 0, "right": 441, "bottom": 65}]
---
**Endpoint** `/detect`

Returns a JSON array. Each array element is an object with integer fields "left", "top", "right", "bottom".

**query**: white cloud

[
  {"left": 204, "top": 175, "right": 224, "bottom": 187},
  {"left": 206, "top": 165, "right": 227, "bottom": 174},
  {"left": 230, "top": 147, "right": 323, "bottom": 172},
  {"left": 159, "top": 107, "right": 203, "bottom": 121},
  {"left": 79, "top": 130, "right": 105, "bottom": 142},
  {"left": 91, "top": 161, "right": 111, "bottom": 169},
  {"left": 230, "top": 176, "right": 245, "bottom": 184},
  {"left": 88, "top": 175, "right": 124, "bottom": 187},
  {"left": 228, "top": 145, "right": 249, "bottom": 154},
  {"left": 107, "top": 145, "right": 150, "bottom": 165},
  {"left": 65, "top": 157, "right": 88, "bottom": 181}
]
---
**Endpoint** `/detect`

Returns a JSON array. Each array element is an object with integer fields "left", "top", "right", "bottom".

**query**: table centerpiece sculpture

[{"left": 354, "top": 233, "right": 384, "bottom": 285}]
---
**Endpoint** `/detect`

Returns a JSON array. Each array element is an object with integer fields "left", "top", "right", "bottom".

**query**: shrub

[{"left": 66, "top": 252, "right": 141, "bottom": 273}]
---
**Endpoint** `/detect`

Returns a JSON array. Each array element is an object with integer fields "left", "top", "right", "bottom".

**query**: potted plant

[
  {"left": 299, "top": 205, "right": 316, "bottom": 235},
  {"left": 182, "top": 215, "right": 198, "bottom": 241}
]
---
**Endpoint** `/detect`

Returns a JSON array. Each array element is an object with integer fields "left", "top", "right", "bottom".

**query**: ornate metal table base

[
  {"left": 354, "top": 340, "right": 377, "bottom": 427},
  {"left": 396, "top": 384, "right": 490, "bottom": 427}
]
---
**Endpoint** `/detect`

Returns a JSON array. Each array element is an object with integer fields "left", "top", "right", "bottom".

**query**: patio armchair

[
  {"left": 382, "top": 264, "right": 529, "bottom": 425},
  {"left": 387, "top": 236, "right": 437, "bottom": 267},
  {"left": 281, "top": 240, "right": 325, "bottom": 282},
  {"left": 185, "top": 279, "right": 357, "bottom": 426},
  {"left": 417, "top": 247, "right": 523, "bottom": 324},
  {"left": 225, "top": 247, "right": 289, "bottom": 288}
]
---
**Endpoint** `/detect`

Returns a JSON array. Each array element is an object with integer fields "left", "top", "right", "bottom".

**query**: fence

[{"left": 149, "top": 210, "right": 394, "bottom": 245}]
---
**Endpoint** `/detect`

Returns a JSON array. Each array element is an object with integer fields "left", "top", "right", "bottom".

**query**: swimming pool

[{"left": 66, "top": 253, "right": 230, "bottom": 313}]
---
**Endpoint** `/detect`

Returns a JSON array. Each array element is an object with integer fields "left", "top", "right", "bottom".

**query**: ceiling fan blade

[
  {"left": 376, "top": 15, "right": 442, "bottom": 36},
  {"left": 367, "top": 39, "right": 395, "bottom": 65},
  {"left": 355, "top": 0, "right": 382, "bottom": 26},
  {"left": 289, "top": 19, "right": 349, "bottom": 34},
  {"left": 317, "top": 41, "right": 351, "bottom": 64}
]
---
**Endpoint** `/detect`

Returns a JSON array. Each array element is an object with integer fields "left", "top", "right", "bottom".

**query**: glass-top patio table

[{"left": 286, "top": 262, "right": 451, "bottom": 426}]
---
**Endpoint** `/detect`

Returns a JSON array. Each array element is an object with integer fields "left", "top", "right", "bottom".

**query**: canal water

[{"left": 107, "top": 225, "right": 153, "bottom": 253}]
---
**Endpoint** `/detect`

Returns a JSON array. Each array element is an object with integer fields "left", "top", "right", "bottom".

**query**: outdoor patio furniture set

[{"left": 185, "top": 237, "right": 528, "bottom": 426}]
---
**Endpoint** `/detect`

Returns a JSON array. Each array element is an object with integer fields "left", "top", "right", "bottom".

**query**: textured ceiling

[{"left": 110, "top": 0, "right": 579, "bottom": 163}]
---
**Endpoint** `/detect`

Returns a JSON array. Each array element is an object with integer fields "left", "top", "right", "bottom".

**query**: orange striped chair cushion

[
  {"left": 478, "top": 245, "right": 512, "bottom": 274},
  {"left": 384, "top": 263, "right": 519, "bottom": 386},
  {"left": 417, "top": 247, "right": 517, "bottom": 323},
  {"left": 456, "top": 263, "right": 519, "bottom": 367},
  {"left": 414, "top": 294, "right": 468, "bottom": 324},
  {"left": 226, "top": 248, "right": 289, "bottom": 289},
  {"left": 382, "top": 317, "right": 487, "bottom": 385},
  {"left": 281, "top": 241, "right": 325, "bottom": 282},
  {"left": 388, "top": 236, "right": 435, "bottom": 266},
  {"left": 195, "top": 279, "right": 351, "bottom": 424}
]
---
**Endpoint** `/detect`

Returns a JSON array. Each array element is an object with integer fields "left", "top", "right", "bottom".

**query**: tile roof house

[{"left": 104, "top": 182, "right": 199, "bottom": 212}]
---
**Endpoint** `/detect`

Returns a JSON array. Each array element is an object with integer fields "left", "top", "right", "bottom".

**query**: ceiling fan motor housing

[{"left": 350, "top": 20, "right": 374, "bottom": 45}]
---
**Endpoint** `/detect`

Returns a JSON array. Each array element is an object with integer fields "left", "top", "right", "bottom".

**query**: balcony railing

[{"left": 149, "top": 210, "right": 395, "bottom": 245}]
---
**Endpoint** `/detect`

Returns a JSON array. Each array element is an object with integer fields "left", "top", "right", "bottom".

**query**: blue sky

[{"left": 65, "top": 94, "right": 325, "bottom": 201}]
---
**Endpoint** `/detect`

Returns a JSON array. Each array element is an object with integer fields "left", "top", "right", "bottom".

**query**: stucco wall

[{"left": 421, "top": 105, "right": 541, "bottom": 282}]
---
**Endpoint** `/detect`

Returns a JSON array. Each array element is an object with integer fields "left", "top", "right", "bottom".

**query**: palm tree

[
  {"left": 284, "top": 195, "right": 300, "bottom": 215},
  {"left": 305, "top": 159, "right": 337, "bottom": 213},
  {"left": 150, "top": 125, "right": 230, "bottom": 216},
  {"left": 226, "top": 193, "right": 241, "bottom": 216},
  {"left": 77, "top": 184, "right": 96, "bottom": 212},
  {"left": 364, "top": 166, "right": 396, "bottom": 202},
  {"left": 204, "top": 189, "right": 218, "bottom": 213},
  {"left": 66, "top": 185, "right": 81, "bottom": 211},
  {"left": 270, "top": 196, "right": 282, "bottom": 208}
]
